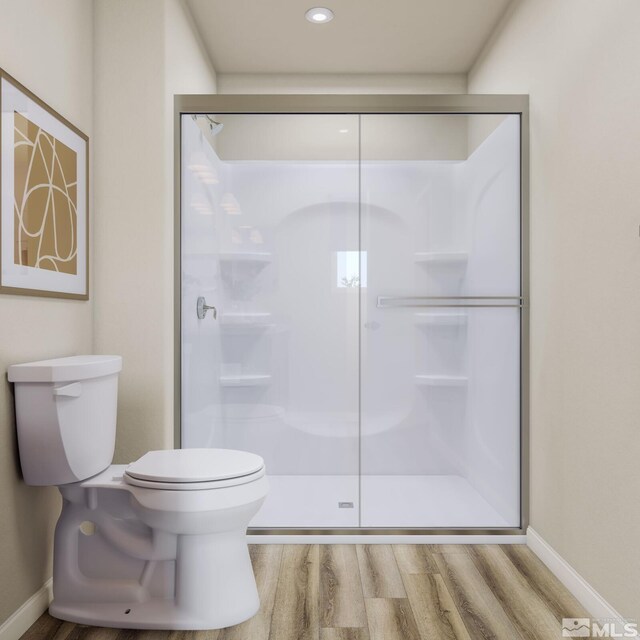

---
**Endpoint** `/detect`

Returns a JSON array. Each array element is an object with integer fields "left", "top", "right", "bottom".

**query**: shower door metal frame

[{"left": 174, "top": 94, "right": 530, "bottom": 536}]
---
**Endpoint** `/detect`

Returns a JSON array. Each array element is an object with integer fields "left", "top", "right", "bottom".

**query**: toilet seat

[
  {"left": 124, "top": 467, "right": 266, "bottom": 491},
  {"left": 124, "top": 448, "right": 265, "bottom": 491}
]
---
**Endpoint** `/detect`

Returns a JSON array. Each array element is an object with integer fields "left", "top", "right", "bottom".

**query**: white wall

[
  {"left": 217, "top": 73, "right": 466, "bottom": 94},
  {"left": 93, "top": 0, "right": 217, "bottom": 463},
  {"left": 0, "top": 0, "right": 93, "bottom": 625},
  {"left": 469, "top": 0, "right": 640, "bottom": 619}
]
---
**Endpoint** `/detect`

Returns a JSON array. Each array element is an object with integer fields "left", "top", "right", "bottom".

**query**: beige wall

[
  {"left": 0, "top": 0, "right": 94, "bottom": 625},
  {"left": 469, "top": 0, "right": 640, "bottom": 619},
  {"left": 0, "top": 0, "right": 215, "bottom": 626},
  {"left": 217, "top": 72, "right": 466, "bottom": 94},
  {"left": 93, "top": 0, "right": 217, "bottom": 464}
]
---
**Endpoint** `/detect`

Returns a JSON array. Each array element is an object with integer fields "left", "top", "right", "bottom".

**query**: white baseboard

[
  {"left": 0, "top": 579, "right": 52, "bottom": 640},
  {"left": 248, "top": 534, "right": 527, "bottom": 544},
  {"left": 527, "top": 527, "right": 626, "bottom": 620}
]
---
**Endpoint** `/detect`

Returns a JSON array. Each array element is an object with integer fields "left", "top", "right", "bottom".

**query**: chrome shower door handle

[{"left": 197, "top": 296, "right": 217, "bottom": 320}]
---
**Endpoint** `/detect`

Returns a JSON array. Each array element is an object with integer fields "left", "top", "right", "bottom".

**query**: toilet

[{"left": 8, "top": 355, "right": 268, "bottom": 630}]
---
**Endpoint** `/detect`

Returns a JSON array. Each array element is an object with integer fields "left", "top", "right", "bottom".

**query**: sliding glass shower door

[
  {"left": 181, "top": 113, "right": 361, "bottom": 527},
  {"left": 360, "top": 114, "right": 521, "bottom": 528},
  {"left": 180, "top": 105, "right": 524, "bottom": 530}
]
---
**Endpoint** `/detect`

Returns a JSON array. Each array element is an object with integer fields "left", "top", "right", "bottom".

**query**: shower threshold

[{"left": 250, "top": 474, "right": 513, "bottom": 529}]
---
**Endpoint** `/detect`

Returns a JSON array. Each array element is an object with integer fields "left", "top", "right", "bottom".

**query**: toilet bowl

[{"left": 8, "top": 355, "right": 268, "bottom": 630}]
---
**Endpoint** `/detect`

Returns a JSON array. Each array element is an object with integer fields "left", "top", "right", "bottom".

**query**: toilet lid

[{"left": 125, "top": 448, "right": 264, "bottom": 484}]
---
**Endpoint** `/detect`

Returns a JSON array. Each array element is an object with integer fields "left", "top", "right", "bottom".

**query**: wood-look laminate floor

[{"left": 21, "top": 544, "right": 589, "bottom": 640}]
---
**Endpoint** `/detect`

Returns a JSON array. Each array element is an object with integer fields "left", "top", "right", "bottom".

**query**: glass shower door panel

[
  {"left": 360, "top": 306, "right": 520, "bottom": 527},
  {"left": 181, "top": 114, "right": 361, "bottom": 528},
  {"left": 360, "top": 114, "right": 521, "bottom": 298},
  {"left": 360, "top": 114, "right": 521, "bottom": 528}
]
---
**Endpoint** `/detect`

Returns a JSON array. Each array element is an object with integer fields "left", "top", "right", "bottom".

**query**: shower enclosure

[{"left": 176, "top": 96, "right": 528, "bottom": 533}]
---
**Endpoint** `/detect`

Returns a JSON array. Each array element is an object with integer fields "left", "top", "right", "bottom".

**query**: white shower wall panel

[
  {"left": 212, "top": 161, "right": 466, "bottom": 477},
  {"left": 222, "top": 163, "right": 359, "bottom": 476},
  {"left": 183, "top": 157, "right": 516, "bottom": 477}
]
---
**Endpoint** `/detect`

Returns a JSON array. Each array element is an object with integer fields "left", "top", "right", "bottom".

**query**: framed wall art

[{"left": 0, "top": 68, "right": 88, "bottom": 299}]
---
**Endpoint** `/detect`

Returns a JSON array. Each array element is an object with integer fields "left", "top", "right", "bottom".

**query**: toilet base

[
  {"left": 50, "top": 527, "right": 261, "bottom": 630},
  {"left": 50, "top": 596, "right": 260, "bottom": 630},
  {"left": 51, "top": 474, "right": 266, "bottom": 631}
]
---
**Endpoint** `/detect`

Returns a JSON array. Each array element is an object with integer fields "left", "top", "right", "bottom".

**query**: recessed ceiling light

[
  {"left": 339, "top": 129, "right": 349, "bottom": 133},
  {"left": 305, "top": 7, "right": 334, "bottom": 23}
]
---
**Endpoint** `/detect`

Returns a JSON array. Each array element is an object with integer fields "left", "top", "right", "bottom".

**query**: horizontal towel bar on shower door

[{"left": 376, "top": 296, "right": 524, "bottom": 308}]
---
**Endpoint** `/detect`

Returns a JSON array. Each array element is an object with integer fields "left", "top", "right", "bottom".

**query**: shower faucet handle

[{"left": 197, "top": 296, "right": 217, "bottom": 320}]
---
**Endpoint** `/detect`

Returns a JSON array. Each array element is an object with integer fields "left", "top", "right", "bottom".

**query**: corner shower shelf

[
  {"left": 414, "top": 251, "right": 468, "bottom": 266},
  {"left": 219, "top": 374, "right": 272, "bottom": 388},
  {"left": 415, "top": 374, "right": 468, "bottom": 387},
  {"left": 414, "top": 312, "right": 467, "bottom": 327},
  {"left": 218, "top": 252, "right": 272, "bottom": 265}
]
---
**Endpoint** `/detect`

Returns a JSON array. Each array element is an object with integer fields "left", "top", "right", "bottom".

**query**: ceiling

[{"left": 186, "top": 0, "right": 513, "bottom": 75}]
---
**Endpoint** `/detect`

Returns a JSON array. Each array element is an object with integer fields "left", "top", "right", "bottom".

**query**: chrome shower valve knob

[{"left": 197, "top": 296, "right": 217, "bottom": 320}]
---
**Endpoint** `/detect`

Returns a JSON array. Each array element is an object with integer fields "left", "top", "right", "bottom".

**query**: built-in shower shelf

[
  {"left": 415, "top": 374, "right": 468, "bottom": 387},
  {"left": 414, "top": 312, "right": 467, "bottom": 327},
  {"left": 219, "top": 313, "right": 283, "bottom": 335},
  {"left": 183, "top": 251, "right": 216, "bottom": 258},
  {"left": 414, "top": 251, "right": 468, "bottom": 266},
  {"left": 219, "top": 252, "right": 272, "bottom": 265},
  {"left": 219, "top": 374, "right": 272, "bottom": 388},
  {"left": 220, "top": 312, "right": 273, "bottom": 326}
]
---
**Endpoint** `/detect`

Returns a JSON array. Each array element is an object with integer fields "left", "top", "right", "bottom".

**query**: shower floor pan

[{"left": 250, "top": 474, "right": 512, "bottom": 529}]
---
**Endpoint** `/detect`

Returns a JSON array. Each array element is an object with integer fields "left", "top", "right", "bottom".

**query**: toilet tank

[{"left": 8, "top": 355, "right": 122, "bottom": 486}]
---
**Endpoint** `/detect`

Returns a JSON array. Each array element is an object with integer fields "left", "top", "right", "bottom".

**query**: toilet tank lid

[
  {"left": 125, "top": 448, "right": 265, "bottom": 483},
  {"left": 8, "top": 355, "right": 122, "bottom": 383}
]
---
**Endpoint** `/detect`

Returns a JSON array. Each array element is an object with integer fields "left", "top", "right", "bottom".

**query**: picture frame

[{"left": 0, "top": 68, "right": 89, "bottom": 300}]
